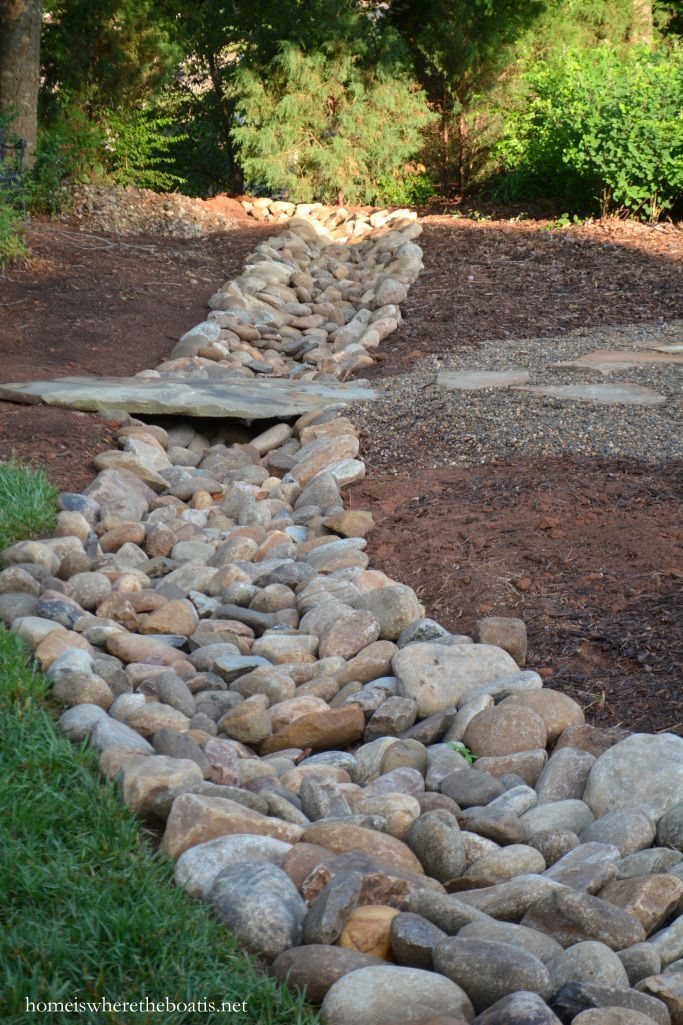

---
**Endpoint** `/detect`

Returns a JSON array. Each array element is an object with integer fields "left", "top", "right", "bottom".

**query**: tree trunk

[
  {"left": 0, "top": 0, "right": 42, "bottom": 167},
  {"left": 457, "top": 109, "right": 468, "bottom": 196},
  {"left": 441, "top": 106, "right": 450, "bottom": 192},
  {"left": 630, "top": 0, "right": 654, "bottom": 45}
]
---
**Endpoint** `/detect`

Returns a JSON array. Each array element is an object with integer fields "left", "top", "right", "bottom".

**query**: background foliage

[{"left": 1, "top": 0, "right": 680, "bottom": 226}]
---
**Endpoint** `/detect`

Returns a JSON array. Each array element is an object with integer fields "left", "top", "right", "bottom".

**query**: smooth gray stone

[
  {"left": 0, "top": 374, "right": 376, "bottom": 419},
  {"left": 58, "top": 703, "right": 109, "bottom": 742},
  {"left": 549, "top": 981, "right": 671, "bottom": 1025},
  {"left": 174, "top": 834, "right": 291, "bottom": 900},
  {"left": 302, "top": 870, "right": 363, "bottom": 945},
  {"left": 441, "top": 767, "right": 505, "bottom": 808},
  {"left": 433, "top": 937, "right": 552, "bottom": 1013},
  {"left": 89, "top": 717, "right": 154, "bottom": 755},
  {"left": 299, "top": 776, "right": 352, "bottom": 821},
  {"left": 390, "top": 911, "right": 447, "bottom": 969},
  {"left": 547, "top": 941, "right": 630, "bottom": 991},
  {"left": 458, "top": 920, "right": 563, "bottom": 965},
  {"left": 521, "top": 887, "right": 646, "bottom": 949},
  {"left": 473, "top": 992, "right": 561, "bottom": 1025},
  {"left": 618, "top": 943, "right": 663, "bottom": 985},
  {"left": 543, "top": 842, "right": 621, "bottom": 893},
  {"left": 581, "top": 808, "right": 656, "bottom": 857},
  {"left": 658, "top": 803, "right": 683, "bottom": 852},
  {"left": 583, "top": 733, "right": 683, "bottom": 820},
  {"left": 455, "top": 876, "right": 565, "bottom": 923},
  {"left": 535, "top": 747, "right": 596, "bottom": 804},
  {"left": 406, "top": 889, "right": 491, "bottom": 934},
  {"left": 405, "top": 810, "right": 466, "bottom": 882},
  {"left": 210, "top": 861, "right": 306, "bottom": 960},
  {"left": 320, "top": 964, "right": 474, "bottom": 1025},
  {"left": 617, "top": 848, "right": 683, "bottom": 880}
]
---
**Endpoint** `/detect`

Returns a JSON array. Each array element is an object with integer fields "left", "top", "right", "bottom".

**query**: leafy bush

[
  {"left": 104, "top": 106, "right": 187, "bottom": 191},
  {"left": 374, "top": 171, "right": 437, "bottom": 207},
  {"left": 492, "top": 44, "right": 683, "bottom": 219},
  {"left": 31, "top": 107, "right": 107, "bottom": 214},
  {"left": 0, "top": 198, "right": 29, "bottom": 270},
  {"left": 232, "top": 44, "right": 436, "bottom": 204}
]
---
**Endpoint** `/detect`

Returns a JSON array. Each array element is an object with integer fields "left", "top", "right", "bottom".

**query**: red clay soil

[
  {"left": 0, "top": 216, "right": 272, "bottom": 485},
  {"left": 351, "top": 458, "right": 682, "bottom": 735}
]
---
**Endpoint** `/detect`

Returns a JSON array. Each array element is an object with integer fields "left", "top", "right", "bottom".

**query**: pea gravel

[{"left": 353, "top": 319, "right": 683, "bottom": 470}]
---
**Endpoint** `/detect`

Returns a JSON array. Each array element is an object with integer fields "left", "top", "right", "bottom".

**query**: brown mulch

[
  {"left": 367, "top": 215, "right": 683, "bottom": 378},
  {"left": 351, "top": 458, "right": 682, "bottom": 735},
  {"left": 0, "top": 216, "right": 272, "bottom": 476}
]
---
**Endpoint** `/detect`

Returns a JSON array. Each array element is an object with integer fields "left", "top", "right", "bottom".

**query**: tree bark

[
  {"left": 630, "top": 0, "right": 654, "bottom": 45},
  {"left": 457, "top": 109, "right": 468, "bottom": 196},
  {"left": 0, "top": 0, "right": 42, "bottom": 167}
]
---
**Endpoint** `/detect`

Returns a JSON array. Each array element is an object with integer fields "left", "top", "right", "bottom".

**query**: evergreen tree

[{"left": 232, "top": 42, "right": 435, "bottom": 203}]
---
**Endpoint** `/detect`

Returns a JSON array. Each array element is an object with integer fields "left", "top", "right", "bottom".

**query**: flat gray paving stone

[
  {"left": 553, "top": 349, "right": 683, "bottom": 373},
  {"left": 437, "top": 369, "right": 530, "bottom": 391},
  {"left": 512, "top": 383, "right": 666, "bottom": 406},
  {"left": 0, "top": 375, "right": 376, "bottom": 420}
]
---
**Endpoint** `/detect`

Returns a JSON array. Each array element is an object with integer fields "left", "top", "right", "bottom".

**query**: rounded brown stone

[
  {"left": 502, "top": 688, "right": 584, "bottom": 743},
  {"left": 271, "top": 945, "right": 382, "bottom": 1005},
  {"left": 463, "top": 705, "right": 548, "bottom": 757},
  {"left": 282, "top": 842, "right": 338, "bottom": 890},
  {"left": 338, "top": 905, "right": 399, "bottom": 960}
]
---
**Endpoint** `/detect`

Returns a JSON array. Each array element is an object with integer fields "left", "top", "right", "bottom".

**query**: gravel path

[{"left": 354, "top": 319, "right": 683, "bottom": 470}]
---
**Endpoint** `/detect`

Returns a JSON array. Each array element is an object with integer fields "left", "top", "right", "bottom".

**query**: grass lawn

[
  {"left": 0, "top": 458, "right": 58, "bottom": 551},
  {"left": 0, "top": 460, "right": 318, "bottom": 1024}
]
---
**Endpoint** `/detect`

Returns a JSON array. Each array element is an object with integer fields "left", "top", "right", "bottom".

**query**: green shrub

[
  {"left": 492, "top": 44, "right": 683, "bottom": 220},
  {"left": 232, "top": 43, "right": 436, "bottom": 204},
  {"left": 0, "top": 198, "right": 29, "bottom": 269},
  {"left": 31, "top": 103, "right": 186, "bottom": 214},
  {"left": 105, "top": 106, "right": 187, "bottom": 191},
  {"left": 374, "top": 171, "right": 437, "bottom": 207},
  {"left": 31, "top": 107, "right": 107, "bottom": 214}
]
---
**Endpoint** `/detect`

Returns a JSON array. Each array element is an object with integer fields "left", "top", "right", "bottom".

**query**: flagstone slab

[
  {"left": 0, "top": 375, "right": 376, "bottom": 420},
  {"left": 553, "top": 349, "right": 683, "bottom": 374},
  {"left": 437, "top": 369, "right": 530, "bottom": 391},
  {"left": 512, "top": 383, "right": 666, "bottom": 406}
]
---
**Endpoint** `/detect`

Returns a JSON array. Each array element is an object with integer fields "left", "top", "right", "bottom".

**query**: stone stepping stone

[
  {"left": 553, "top": 348, "right": 683, "bottom": 373},
  {"left": 437, "top": 369, "right": 530, "bottom": 391},
  {"left": 512, "top": 383, "right": 666, "bottom": 406},
  {"left": 0, "top": 375, "right": 376, "bottom": 420}
]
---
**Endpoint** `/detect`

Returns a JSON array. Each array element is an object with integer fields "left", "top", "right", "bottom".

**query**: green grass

[
  {"left": 0, "top": 628, "right": 318, "bottom": 1025},
  {"left": 0, "top": 461, "right": 318, "bottom": 1024},
  {"left": 0, "top": 458, "right": 59, "bottom": 551}
]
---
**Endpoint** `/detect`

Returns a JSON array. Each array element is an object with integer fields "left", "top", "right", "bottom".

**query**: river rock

[
  {"left": 464, "top": 705, "right": 548, "bottom": 757},
  {"left": 535, "top": 748, "right": 596, "bottom": 804},
  {"left": 160, "top": 793, "right": 302, "bottom": 859},
  {"left": 393, "top": 642, "right": 519, "bottom": 718},
  {"left": 320, "top": 964, "right": 474, "bottom": 1025},
  {"left": 599, "top": 874, "right": 683, "bottom": 934},
  {"left": 581, "top": 809, "right": 656, "bottom": 857},
  {"left": 338, "top": 904, "right": 398, "bottom": 959},
  {"left": 174, "top": 834, "right": 292, "bottom": 899},
  {"left": 473, "top": 991, "right": 561, "bottom": 1024},
  {"left": 521, "top": 887, "right": 646, "bottom": 949},
  {"left": 120, "top": 755, "right": 202, "bottom": 816},
  {"left": 474, "top": 617, "right": 527, "bottom": 666},
  {"left": 389, "top": 911, "right": 447, "bottom": 968},
  {"left": 405, "top": 811, "right": 466, "bottom": 882},
  {"left": 210, "top": 861, "right": 306, "bottom": 960},
  {"left": 548, "top": 941, "right": 630, "bottom": 990},
  {"left": 583, "top": 733, "right": 683, "bottom": 819},
  {"left": 551, "top": 981, "right": 671, "bottom": 1025},
  {"left": 433, "top": 937, "right": 552, "bottom": 1012},
  {"left": 302, "top": 821, "right": 424, "bottom": 875},
  {"left": 261, "top": 705, "right": 365, "bottom": 754},
  {"left": 356, "top": 584, "right": 424, "bottom": 641},
  {"left": 271, "top": 945, "right": 382, "bottom": 1005},
  {"left": 458, "top": 920, "right": 562, "bottom": 964},
  {"left": 543, "top": 842, "right": 620, "bottom": 893}
]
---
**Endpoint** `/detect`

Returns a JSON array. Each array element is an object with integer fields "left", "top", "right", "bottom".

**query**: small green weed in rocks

[{"left": 446, "top": 741, "right": 476, "bottom": 764}]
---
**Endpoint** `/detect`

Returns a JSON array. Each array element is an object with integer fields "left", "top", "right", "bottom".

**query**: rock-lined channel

[{"left": 1, "top": 205, "right": 682, "bottom": 1025}]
